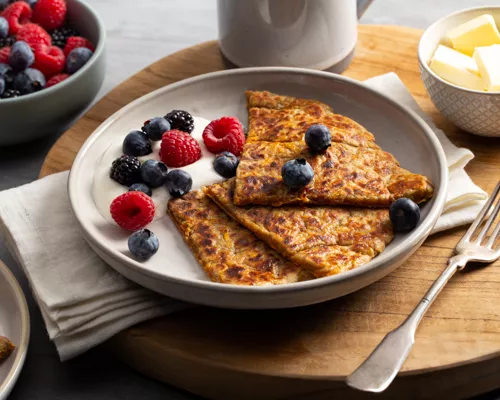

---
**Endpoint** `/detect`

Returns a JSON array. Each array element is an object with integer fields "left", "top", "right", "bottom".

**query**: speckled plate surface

[
  {"left": 69, "top": 67, "right": 448, "bottom": 309},
  {"left": 0, "top": 261, "right": 29, "bottom": 400}
]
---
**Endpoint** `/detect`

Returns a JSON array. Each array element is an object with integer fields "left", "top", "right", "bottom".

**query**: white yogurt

[{"left": 92, "top": 116, "right": 225, "bottom": 223}]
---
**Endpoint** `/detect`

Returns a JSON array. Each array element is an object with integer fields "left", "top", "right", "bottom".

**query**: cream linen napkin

[
  {"left": 0, "top": 72, "right": 486, "bottom": 361},
  {"left": 0, "top": 172, "right": 190, "bottom": 361},
  {"left": 364, "top": 73, "right": 487, "bottom": 233}
]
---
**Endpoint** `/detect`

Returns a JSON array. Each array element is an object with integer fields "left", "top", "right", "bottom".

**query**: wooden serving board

[{"left": 40, "top": 26, "right": 500, "bottom": 400}]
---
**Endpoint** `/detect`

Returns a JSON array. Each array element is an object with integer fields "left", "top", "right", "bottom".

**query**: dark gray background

[{"left": 1, "top": 1, "right": 496, "bottom": 399}]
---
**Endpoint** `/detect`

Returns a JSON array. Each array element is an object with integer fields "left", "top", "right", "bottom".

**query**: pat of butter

[
  {"left": 474, "top": 45, "right": 500, "bottom": 91},
  {"left": 447, "top": 14, "right": 500, "bottom": 56},
  {"left": 429, "top": 45, "right": 484, "bottom": 90}
]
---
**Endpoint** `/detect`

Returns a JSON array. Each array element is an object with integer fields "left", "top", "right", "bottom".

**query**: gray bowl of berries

[{"left": 0, "top": 0, "right": 105, "bottom": 145}]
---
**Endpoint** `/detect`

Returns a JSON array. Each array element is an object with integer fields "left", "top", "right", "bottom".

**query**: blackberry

[
  {"left": 110, "top": 155, "right": 142, "bottom": 186},
  {"left": 0, "top": 36, "right": 15, "bottom": 48},
  {"left": 1, "top": 88, "right": 20, "bottom": 99},
  {"left": 164, "top": 109, "right": 194, "bottom": 134},
  {"left": 51, "top": 27, "right": 79, "bottom": 48}
]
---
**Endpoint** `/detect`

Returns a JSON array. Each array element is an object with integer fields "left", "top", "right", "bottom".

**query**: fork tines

[{"left": 461, "top": 181, "right": 500, "bottom": 247}]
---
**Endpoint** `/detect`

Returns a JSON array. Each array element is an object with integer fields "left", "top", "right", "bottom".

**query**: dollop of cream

[{"left": 92, "top": 116, "right": 225, "bottom": 223}]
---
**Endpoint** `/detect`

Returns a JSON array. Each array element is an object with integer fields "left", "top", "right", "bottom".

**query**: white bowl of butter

[{"left": 419, "top": 7, "right": 500, "bottom": 136}]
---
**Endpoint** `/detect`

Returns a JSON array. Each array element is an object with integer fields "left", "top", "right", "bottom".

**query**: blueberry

[
  {"left": 13, "top": 68, "right": 45, "bottom": 94},
  {"left": 26, "top": 0, "right": 37, "bottom": 7},
  {"left": 65, "top": 47, "right": 93, "bottom": 74},
  {"left": 389, "top": 198, "right": 420, "bottom": 232},
  {"left": 9, "top": 41, "right": 34, "bottom": 72},
  {"left": 0, "top": 63, "right": 10, "bottom": 78},
  {"left": 281, "top": 158, "right": 314, "bottom": 189},
  {"left": 0, "top": 63, "right": 14, "bottom": 89},
  {"left": 122, "top": 130, "right": 152, "bottom": 157},
  {"left": 140, "top": 159, "right": 168, "bottom": 188},
  {"left": 128, "top": 229, "right": 159, "bottom": 261},
  {"left": 128, "top": 183, "right": 152, "bottom": 197},
  {"left": 213, "top": 151, "right": 239, "bottom": 178},
  {"left": 142, "top": 117, "right": 171, "bottom": 141},
  {"left": 165, "top": 169, "right": 192, "bottom": 197},
  {"left": 0, "top": 77, "right": 4, "bottom": 96},
  {"left": 305, "top": 124, "right": 331, "bottom": 153},
  {"left": 0, "top": 17, "right": 8, "bottom": 39},
  {"left": 0, "top": 65, "right": 14, "bottom": 88}
]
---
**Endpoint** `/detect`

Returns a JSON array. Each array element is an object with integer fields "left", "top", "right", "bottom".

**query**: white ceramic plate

[
  {"left": 0, "top": 262, "right": 29, "bottom": 400},
  {"left": 69, "top": 67, "right": 448, "bottom": 309}
]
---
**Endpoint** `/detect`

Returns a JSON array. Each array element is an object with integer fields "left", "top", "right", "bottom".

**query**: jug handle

[{"left": 357, "top": 0, "right": 374, "bottom": 19}]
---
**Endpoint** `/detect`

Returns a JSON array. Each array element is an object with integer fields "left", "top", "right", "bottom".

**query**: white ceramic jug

[{"left": 217, "top": 0, "right": 373, "bottom": 72}]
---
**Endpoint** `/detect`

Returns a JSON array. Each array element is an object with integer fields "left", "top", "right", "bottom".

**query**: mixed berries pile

[
  {"left": 108, "top": 110, "right": 246, "bottom": 261},
  {"left": 0, "top": 0, "right": 95, "bottom": 99}
]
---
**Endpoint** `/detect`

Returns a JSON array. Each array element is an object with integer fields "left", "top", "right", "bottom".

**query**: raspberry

[
  {"left": 45, "top": 72, "right": 68, "bottom": 87},
  {"left": 32, "top": 44, "right": 64, "bottom": 77},
  {"left": 1, "top": 1, "right": 32, "bottom": 35},
  {"left": 16, "top": 23, "right": 51, "bottom": 48},
  {"left": 202, "top": 117, "right": 245, "bottom": 156},
  {"left": 0, "top": 46, "right": 9, "bottom": 63},
  {"left": 160, "top": 129, "right": 201, "bottom": 168},
  {"left": 63, "top": 36, "right": 94, "bottom": 56},
  {"left": 32, "top": 0, "right": 66, "bottom": 31},
  {"left": 110, "top": 191, "right": 155, "bottom": 231}
]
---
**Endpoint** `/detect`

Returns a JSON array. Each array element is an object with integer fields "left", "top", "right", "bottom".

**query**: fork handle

[{"left": 346, "top": 254, "right": 469, "bottom": 393}]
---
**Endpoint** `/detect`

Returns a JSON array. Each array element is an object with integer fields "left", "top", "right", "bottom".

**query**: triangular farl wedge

[
  {"left": 204, "top": 180, "right": 394, "bottom": 278},
  {"left": 168, "top": 190, "right": 313, "bottom": 285},
  {"left": 234, "top": 90, "right": 434, "bottom": 207}
]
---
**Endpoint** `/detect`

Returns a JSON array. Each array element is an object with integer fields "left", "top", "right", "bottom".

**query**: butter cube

[
  {"left": 474, "top": 45, "right": 500, "bottom": 91},
  {"left": 429, "top": 45, "right": 484, "bottom": 91},
  {"left": 447, "top": 14, "right": 500, "bottom": 56}
]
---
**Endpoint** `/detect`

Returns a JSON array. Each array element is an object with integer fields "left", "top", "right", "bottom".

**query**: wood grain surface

[{"left": 40, "top": 26, "right": 500, "bottom": 399}]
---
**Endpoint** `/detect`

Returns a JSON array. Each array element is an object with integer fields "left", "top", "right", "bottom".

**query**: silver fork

[{"left": 346, "top": 181, "right": 500, "bottom": 393}]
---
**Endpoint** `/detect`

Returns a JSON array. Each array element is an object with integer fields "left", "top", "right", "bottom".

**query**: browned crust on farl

[
  {"left": 234, "top": 90, "right": 434, "bottom": 207},
  {"left": 167, "top": 190, "right": 313, "bottom": 285},
  {"left": 204, "top": 180, "right": 394, "bottom": 278}
]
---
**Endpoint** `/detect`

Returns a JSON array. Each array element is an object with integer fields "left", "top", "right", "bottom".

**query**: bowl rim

[
  {"left": 0, "top": 261, "right": 30, "bottom": 400},
  {"left": 418, "top": 5, "right": 500, "bottom": 95},
  {"left": 68, "top": 66, "right": 449, "bottom": 296},
  {"left": 0, "top": 0, "right": 106, "bottom": 104}
]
